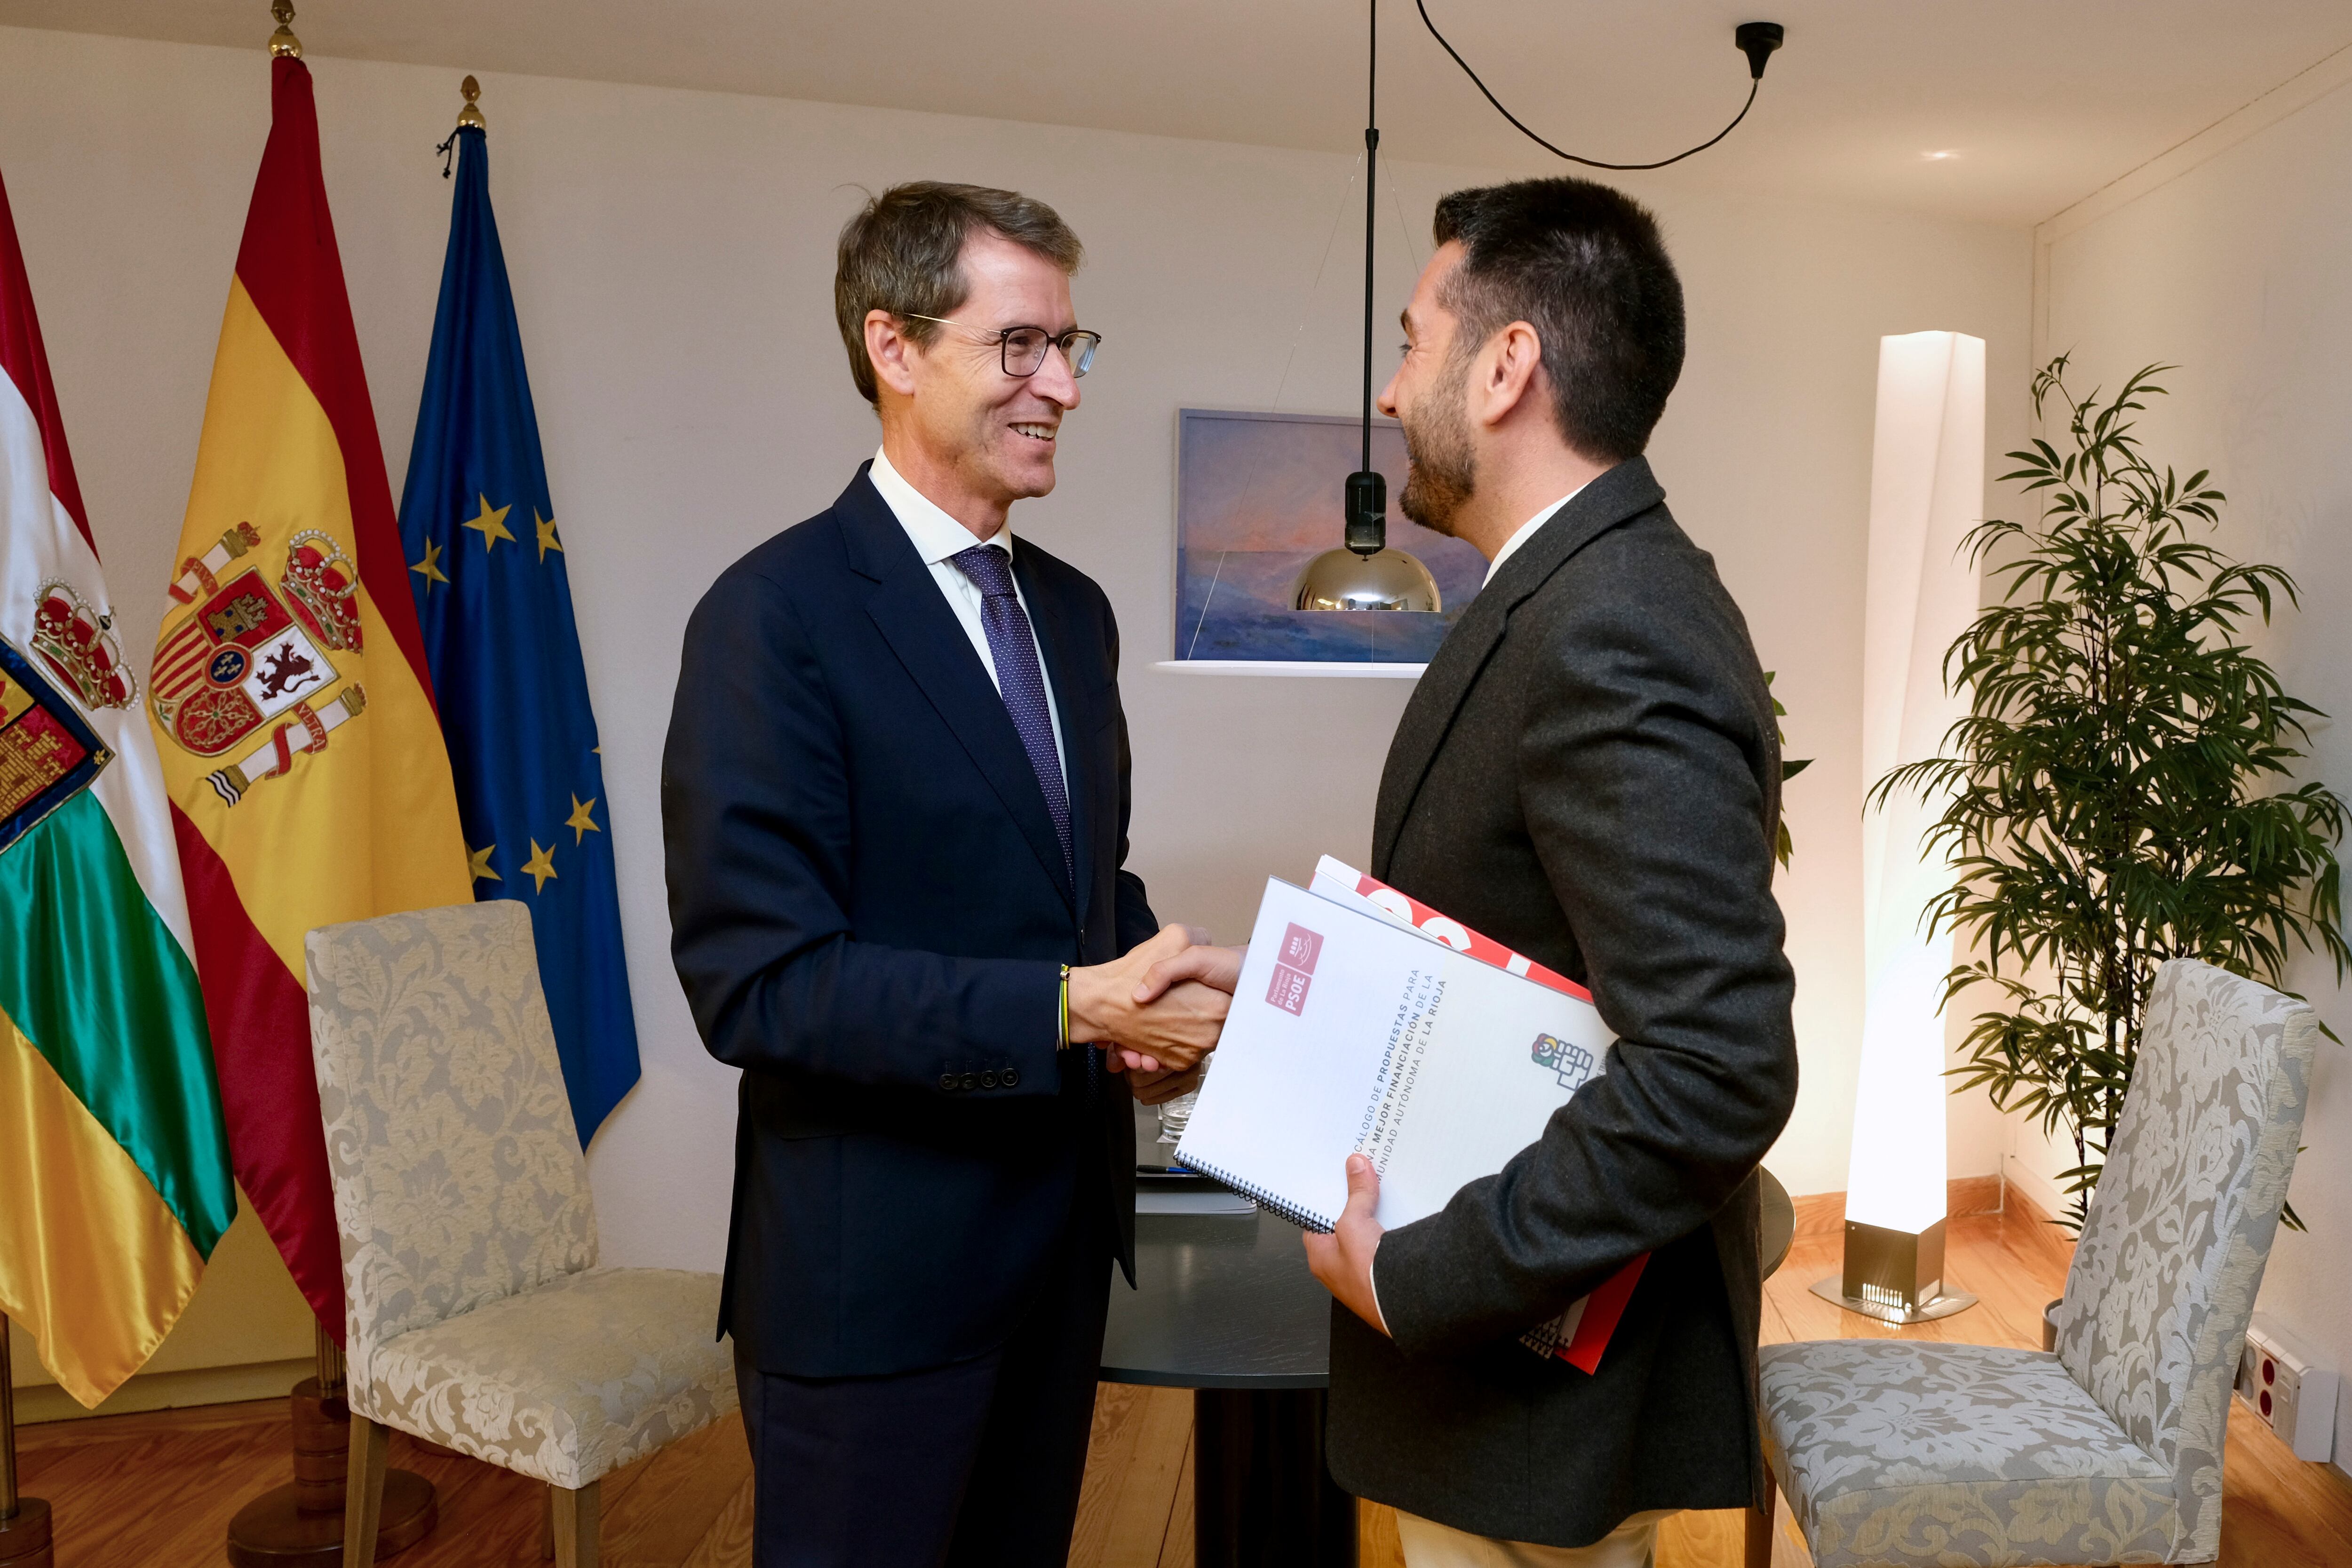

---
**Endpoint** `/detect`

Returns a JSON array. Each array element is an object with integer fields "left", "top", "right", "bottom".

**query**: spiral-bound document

[{"left": 1175, "top": 862, "right": 1646, "bottom": 1372}]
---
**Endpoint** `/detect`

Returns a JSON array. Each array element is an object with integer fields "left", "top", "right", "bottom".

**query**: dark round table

[{"left": 1100, "top": 1167, "right": 1796, "bottom": 1568}]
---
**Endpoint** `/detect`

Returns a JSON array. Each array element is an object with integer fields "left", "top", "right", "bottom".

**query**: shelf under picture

[{"left": 1172, "top": 407, "right": 1487, "bottom": 665}]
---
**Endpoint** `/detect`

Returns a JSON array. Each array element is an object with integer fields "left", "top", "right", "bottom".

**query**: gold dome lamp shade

[{"left": 1293, "top": 549, "right": 1441, "bottom": 612}]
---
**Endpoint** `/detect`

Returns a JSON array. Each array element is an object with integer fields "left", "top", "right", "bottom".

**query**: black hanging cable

[
  {"left": 1415, "top": 3, "right": 1782, "bottom": 172},
  {"left": 1341, "top": 0, "right": 1387, "bottom": 557},
  {"left": 1361, "top": 0, "right": 1377, "bottom": 478}
]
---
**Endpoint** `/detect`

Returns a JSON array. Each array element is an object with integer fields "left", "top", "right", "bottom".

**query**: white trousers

[{"left": 1395, "top": 1507, "right": 1674, "bottom": 1568}]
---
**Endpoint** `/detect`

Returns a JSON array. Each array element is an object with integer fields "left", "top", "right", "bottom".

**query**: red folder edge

[
  {"left": 1337, "top": 863, "right": 1646, "bottom": 1375},
  {"left": 1561, "top": 1252, "right": 1647, "bottom": 1372}
]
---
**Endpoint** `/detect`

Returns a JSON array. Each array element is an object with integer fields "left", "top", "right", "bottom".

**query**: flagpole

[
  {"left": 0, "top": 1312, "right": 56, "bottom": 1568},
  {"left": 0, "top": 1314, "right": 14, "bottom": 1516},
  {"left": 312, "top": 1318, "right": 341, "bottom": 1397},
  {"left": 267, "top": 0, "right": 300, "bottom": 58}
]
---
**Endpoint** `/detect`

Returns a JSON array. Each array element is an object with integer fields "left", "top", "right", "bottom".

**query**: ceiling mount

[{"left": 1736, "top": 22, "right": 1785, "bottom": 81}]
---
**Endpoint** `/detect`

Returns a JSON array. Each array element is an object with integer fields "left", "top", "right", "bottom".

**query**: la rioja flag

[{"left": 0, "top": 167, "right": 235, "bottom": 1406}]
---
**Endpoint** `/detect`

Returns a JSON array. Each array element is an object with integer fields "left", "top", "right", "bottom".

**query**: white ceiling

[{"left": 8, "top": 0, "right": 2352, "bottom": 227}]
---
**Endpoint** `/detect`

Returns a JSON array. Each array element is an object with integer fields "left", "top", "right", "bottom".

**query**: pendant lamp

[
  {"left": 1294, "top": 9, "right": 1784, "bottom": 613},
  {"left": 1293, "top": 0, "right": 1443, "bottom": 615}
]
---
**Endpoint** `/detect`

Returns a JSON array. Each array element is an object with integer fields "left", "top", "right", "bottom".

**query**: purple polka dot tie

[{"left": 950, "top": 544, "right": 1072, "bottom": 887}]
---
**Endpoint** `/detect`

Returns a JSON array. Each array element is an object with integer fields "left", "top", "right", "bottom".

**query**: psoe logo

[
  {"left": 1265, "top": 921, "right": 1322, "bottom": 1017},
  {"left": 1532, "top": 1033, "right": 1596, "bottom": 1089}
]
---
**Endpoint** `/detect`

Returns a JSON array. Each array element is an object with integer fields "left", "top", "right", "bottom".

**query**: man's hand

[
  {"left": 1303, "top": 1154, "right": 1389, "bottom": 1337},
  {"left": 1069, "top": 924, "right": 1228, "bottom": 1072},
  {"left": 1106, "top": 941, "right": 1248, "bottom": 1075},
  {"left": 1134, "top": 942, "right": 1245, "bottom": 1003},
  {"left": 1123, "top": 1061, "right": 1204, "bottom": 1105}
]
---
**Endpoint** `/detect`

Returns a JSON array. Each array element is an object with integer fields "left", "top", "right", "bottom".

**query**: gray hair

[{"left": 834, "top": 182, "right": 1084, "bottom": 405}]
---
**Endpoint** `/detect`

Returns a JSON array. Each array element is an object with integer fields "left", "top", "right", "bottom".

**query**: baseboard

[
  {"left": 1949, "top": 1174, "right": 2006, "bottom": 1216},
  {"left": 12, "top": 1357, "right": 311, "bottom": 1425},
  {"left": 1998, "top": 1152, "right": 2072, "bottom": 1226},
  {"left": 1789, "top": 1188, "right": 1846, "bottom": 1241},
  {"left": 1789, "top": 1173, "right": 2015, "bottom": 1240}
]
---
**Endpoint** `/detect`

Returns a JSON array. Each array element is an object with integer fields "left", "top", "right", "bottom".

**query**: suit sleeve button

[
  {"left": 980, "top": 1071, "right": 1000, "bottom": 1089},
  {"left": 1001, "top": 1067, "right": 1019, "bottom": 1089},
  {"left": 939, "top": 1073, "right": 957, "bottom": 1091},
  {"left": 960, "top": 1073, "right": 978, "bottom": 1091}
]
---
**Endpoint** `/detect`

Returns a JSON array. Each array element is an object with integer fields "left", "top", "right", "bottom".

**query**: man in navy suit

[{"left": 662, "top": 183, "right": 1221, "bottom": 1567}]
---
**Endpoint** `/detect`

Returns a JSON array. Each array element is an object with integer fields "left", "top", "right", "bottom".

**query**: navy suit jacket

[{"left": 662, "top": 466, "right": 1156, "bottom": 1377}]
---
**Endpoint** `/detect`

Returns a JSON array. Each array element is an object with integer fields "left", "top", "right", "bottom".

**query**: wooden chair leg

[
  {"left": 343, "top": 1415, "right": 392, "bottom": 1568},
  {"left": 552, "top": 1480, "right": 600, "bottom": 1568},
  {"left": 1744, "top": 1484, "right": 1777, "bottom": 1568},
  {"left": 540, "top": 1483, "right": 557, "bottom": 1560}
]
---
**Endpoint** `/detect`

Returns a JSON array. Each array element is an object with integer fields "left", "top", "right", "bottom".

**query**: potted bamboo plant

[{"left": 1874, "top": 357, "right": 2347, "bottom": 1239}]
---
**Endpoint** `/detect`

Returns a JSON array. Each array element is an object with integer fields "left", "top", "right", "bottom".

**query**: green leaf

[{"left": 1769, "top": 675, "right": 1805, "bottom": 868}]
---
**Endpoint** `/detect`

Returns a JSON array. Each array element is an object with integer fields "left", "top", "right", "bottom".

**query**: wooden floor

[{"left": 17, "top": 1202, "right": 2352, "bottom": 1565}]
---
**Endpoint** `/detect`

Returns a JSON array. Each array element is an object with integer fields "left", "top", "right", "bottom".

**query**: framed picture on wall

[{"left": 1172, "top": 408, "right": 1487, "bottom": 666}]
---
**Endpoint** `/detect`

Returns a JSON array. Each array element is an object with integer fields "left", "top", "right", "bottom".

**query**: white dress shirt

[
  {"left": 867, "top": 447, "right": 1068, "bottom": 789},
  {"left": 1482, "top": 481, "right": 1592, "bottom": 588}
]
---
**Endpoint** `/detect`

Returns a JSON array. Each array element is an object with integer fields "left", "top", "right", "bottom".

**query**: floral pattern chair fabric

[
  {"left": 1760, "top": 1340, "right": 2176, "bottom": 1565},
  {"left": 308, "top": 902, "right": 735, "bottom": 1495},
  {"left": 1758, "top": 959, "right": 2316, "bottom": 1567}
]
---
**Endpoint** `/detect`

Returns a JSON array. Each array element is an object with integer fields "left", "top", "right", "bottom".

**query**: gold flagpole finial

[
  {"left": 268, "top": 0, "right": 302, "bottom": 58},
  {"left": 457, "top": 75, "right": 486, "bottom": 130}
]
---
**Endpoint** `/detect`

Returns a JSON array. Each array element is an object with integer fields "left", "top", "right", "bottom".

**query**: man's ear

[
  {"left": 1473, "top": 320, "right": 1545, "bottom": 430},
  {"left": 865, "top": 309, "right": 921, "bottom": 399}
]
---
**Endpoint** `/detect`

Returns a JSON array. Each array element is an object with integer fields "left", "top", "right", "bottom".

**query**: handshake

[{"left": 1069, "top": 923, "right": 1245, "bottom": 1106}]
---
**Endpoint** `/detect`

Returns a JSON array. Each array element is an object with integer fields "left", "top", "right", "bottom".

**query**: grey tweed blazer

[{"left": 1326, "top": 456, "right": 1800, "bottom": 1548}]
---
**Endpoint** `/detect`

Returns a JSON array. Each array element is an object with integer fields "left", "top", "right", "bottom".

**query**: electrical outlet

[{"left": 2238, "top": 1313, "right": 2339, "bottom": 1463}]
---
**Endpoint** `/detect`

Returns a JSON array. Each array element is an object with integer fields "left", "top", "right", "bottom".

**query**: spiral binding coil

[{"left": 1170, "top": 1153, "right": 1338, "bottom": 1234}]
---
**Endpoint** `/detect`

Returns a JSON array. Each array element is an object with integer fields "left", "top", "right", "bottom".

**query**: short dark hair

[
  {"left": 834, "top": 182, "right": 1084, "bottom": 405},
  {"left": 1430, "top": 177, "right": 1684, "bottom": 463}
]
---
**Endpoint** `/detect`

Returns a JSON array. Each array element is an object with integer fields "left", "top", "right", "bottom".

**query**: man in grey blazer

[{"left": 1137, "top": 177, "right": 1797, "bottom": 1564}]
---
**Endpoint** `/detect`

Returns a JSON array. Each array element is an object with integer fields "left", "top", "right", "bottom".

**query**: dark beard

[{"left": 1397, "top": 356, "right": 1477, "bottom": 536}]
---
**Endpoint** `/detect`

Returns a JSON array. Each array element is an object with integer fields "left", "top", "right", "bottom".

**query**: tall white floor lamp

[{"left": 1814, "top": 330, "right": 1986, "bottom": 1324}]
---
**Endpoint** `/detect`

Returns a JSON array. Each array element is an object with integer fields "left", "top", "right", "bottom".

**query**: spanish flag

[
  {"left": 148, "top": 53, "right": 470, "bottom": 1335},
  {"left": 0, "top": 169, "right": 235, "bottom": 1409}
]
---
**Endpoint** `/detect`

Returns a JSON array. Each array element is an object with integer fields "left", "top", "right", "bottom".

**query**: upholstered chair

[
  {"left": 306, "top": 901, "right": 736, "bottom": 1568},
  {"left": 1748, "top": 958, "right": 2317, "bottom": 1568}
]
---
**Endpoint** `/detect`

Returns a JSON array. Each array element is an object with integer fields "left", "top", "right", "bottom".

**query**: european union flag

[{"left": 399, "top": 123, "right": 639, "bottom": 1142}]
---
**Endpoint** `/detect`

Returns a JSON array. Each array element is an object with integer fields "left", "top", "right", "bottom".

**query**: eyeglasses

[{"left": 902, "top": 314, "right": 1103, "bottom": 379}]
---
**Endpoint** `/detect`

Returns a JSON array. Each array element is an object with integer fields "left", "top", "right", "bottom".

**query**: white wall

[
  {"left": 0, "top": 25, "right": 2027, "bottom": 1364},
  {"left": 2036, "top": 68, "right": 2352, "bottom": 1475}
]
